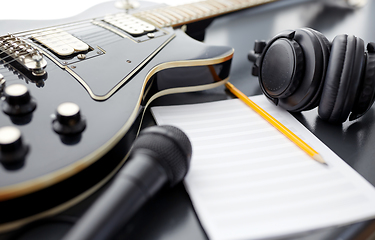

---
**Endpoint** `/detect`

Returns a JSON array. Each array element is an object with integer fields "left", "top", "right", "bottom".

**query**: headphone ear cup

[
  {"left": 259, "top": 28, "right": 330, "bottom": 112},
  {"left": 291, "top": 28, "right": 331, "bottom": 111},
  {"left": 349, "top": 43, "right": 375, "bottom": 120},
  {"left": 309, "top": 29, "right": 331, "bottom": 53},
  {"left": 318, "top": 34, "right": 365, "bottom": 123}
]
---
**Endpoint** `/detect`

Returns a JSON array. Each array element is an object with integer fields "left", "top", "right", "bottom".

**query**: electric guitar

[{"left": 0, "top": 0, "right": 277, "bottom": 232}]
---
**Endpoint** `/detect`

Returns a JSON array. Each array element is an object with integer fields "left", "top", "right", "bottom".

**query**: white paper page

[{"left": 151, "top": 95, "right": 375, "bottom": 240}]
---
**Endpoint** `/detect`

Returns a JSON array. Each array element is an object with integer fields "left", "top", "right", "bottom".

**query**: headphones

[{"left": 248, "top": 28, "right": 375, "bottom": 123}]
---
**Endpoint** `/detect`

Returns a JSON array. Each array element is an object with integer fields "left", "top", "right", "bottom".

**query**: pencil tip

[{"left": 313, "top": 154, "right": 328, "bottom": 166}]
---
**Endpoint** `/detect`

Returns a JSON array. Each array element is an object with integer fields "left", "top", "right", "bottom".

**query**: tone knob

[
  {"left": 2, "top": 84, "right": 36, "bottom": 115},
  {"left": 53, "top": 102, "right": 86, "bottom": 135},
  {"left": 0, "top": 126, "right": 29, "bottom": 164}
]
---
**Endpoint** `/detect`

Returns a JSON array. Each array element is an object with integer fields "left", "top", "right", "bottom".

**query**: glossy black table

[{"left": 2, "top": 0, "right": 375, "bottom": 239}]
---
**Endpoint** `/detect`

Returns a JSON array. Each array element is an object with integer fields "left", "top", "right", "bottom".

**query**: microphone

[{"left": 62, "top": 125, "right": 192, "bottom": 240}]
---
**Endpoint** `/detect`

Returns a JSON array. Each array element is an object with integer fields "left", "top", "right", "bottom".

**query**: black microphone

[{"left": 62, "top": 125, "right": 192, "bottom": 240}]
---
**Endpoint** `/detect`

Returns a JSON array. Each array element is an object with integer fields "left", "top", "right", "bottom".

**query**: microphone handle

[{"left": 63, "top": 151, "right": 168, "bottom": 240}]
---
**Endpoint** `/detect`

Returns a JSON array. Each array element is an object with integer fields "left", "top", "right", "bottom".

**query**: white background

[{"left": 1, "top": 0, "right": 193, "bottom": 20}]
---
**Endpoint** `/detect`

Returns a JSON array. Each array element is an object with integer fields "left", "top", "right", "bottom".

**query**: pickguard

[{"left": 66, "top": 26, "right": 175, "bottom": 99}]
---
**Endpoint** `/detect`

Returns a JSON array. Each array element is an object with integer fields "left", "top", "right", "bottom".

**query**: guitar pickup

[
  {"left": 32, "top": 29, "right": 89, "bottom": 57},
  {"left": 103, "top": 14, "right": 156, "bottom": 36},
  {"left": 0, "top": 34, "right": 47, "bottom": 76}
]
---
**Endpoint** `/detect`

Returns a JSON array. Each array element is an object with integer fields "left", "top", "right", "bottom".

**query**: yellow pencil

[{"left": 225, "top": 82, "right": 326, "bottom": 165}]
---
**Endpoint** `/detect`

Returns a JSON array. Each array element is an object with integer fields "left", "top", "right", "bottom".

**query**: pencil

[{"left": 225, "top": 82, "right": 327, "bottom": 165}]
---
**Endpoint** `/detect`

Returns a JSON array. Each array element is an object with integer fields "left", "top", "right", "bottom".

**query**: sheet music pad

[{"left": 151, "top": 95, "right": 375, "bottom": 240}]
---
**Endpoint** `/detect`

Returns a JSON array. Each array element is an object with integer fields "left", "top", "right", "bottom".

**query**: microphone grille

[{"left": 132, "top": 125, "right": 192, "bottom": 186}]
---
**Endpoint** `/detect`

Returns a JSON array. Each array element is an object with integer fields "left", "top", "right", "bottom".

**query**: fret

[
  {"left": 153, "top": 12, "right": 175, "bottom": 24},
  {"left": 229, "top": 0, "right": 247, "bottom": 9},
  {"left": 147, "top": 12, "right": 173, "bottom": 26},
  {"left": 170, "top": 7, "right": 191, "bottom": 19},
  {"left": 209, "top": 3, "right": 228, "bottom": 14},
  {"left": 206, "top": 1, "right": 229, "bottom": 10},
  {"left": 231, "top": 0, "right": 251, "bottom": 8},
  {"left": 206, "top": 2, "right": 229, "bottom": 14},
  {"left": 132, "top": 0, "right": 277, "bottom": 28},
  {"left": 174, "top": 6, "right": 200, "bottom": 18},
  {"left": 162, "top": 8, "right": 187, "bottom": 22},
  {"left": 183, "top": 4, "right": 207, "bottom": 16},
  {"left": 213, "top": 0, "right": 236, "bottom": 9},
  {"left": 161, "top": 8, "right": 187, "bottom": 23},
  {"left": 155, "top": 10, "right": 179, "bottom": 23},
  {"left": 191, "top": 4, "right": 214, "bottom": 15},
  {"left": 141, "top": 13, "right": 165, "bottom": 27},
  {"left": 198, "top": 3, "right": 219, "bottom": 12}
]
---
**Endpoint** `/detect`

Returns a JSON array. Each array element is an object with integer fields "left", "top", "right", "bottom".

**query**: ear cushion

[
  {"left": 298, "top": 28, "right": 331, "bottom": 110},
  {"left": 350, "top": 49, "right": 375, "bottom": 120},
  {"left": 318, "top": 34, "right": 365, "bottom": 123},
  {"left": 276, "top": 28, "right": 330, "bottom": 112},
  {"left": 310, "top": 28, "right": 331, "bottom": 51}
]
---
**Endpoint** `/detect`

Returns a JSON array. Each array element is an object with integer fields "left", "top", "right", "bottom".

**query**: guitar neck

[{"left": 133, "top": 0, "right": 278, "bottom": 28}]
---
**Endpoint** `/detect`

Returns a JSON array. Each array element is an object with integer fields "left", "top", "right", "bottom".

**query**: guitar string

[
  {"left": 7, "top": 0, "right": 230, "bottom": 39},
  {"left": 0, "top": 25, "right": 135, "bottom": 86},
  {"left": 11, "top": 15, "right": 112, "bottom": 38},
  {"left": 12, "top": 24, "right": 111, "bottom": 51},
  {"left": 0, "top": 23, "right": 210, "bottom": 78},
  {"left": 6, "top": 0, "right": 247, "bottom": 42},
  {"left": 0, "top": 14, "right": 157, "bottom": 68},
  {"left": 2, "top": 13, "right": 132, "bottom": 55},
  {"left": 0, "top": 35, "right": 120, "bottom": 84},
  {"left": 0, "top": 27, "right": 145, "bottom": 83},
  {"left": 0, "top": 23, "right": 130, "bottom": 84},
  {"left": 10, "top": 6, "right": 172, "bottom": 40},
  {"left": 0, "top": 19, "right": 140, "bottom": 85},
  {"left": 0, "top": 24, "right": 121, "bottom": 67},
  {"left": 3, "top": 0, "right": 268, "bottom": 58},
  {"left": 0, "top": 4, "right": 173, "bottom": 71},
  {"left": 14, "top": 22, "right": 106, "bottom": 40},
  {"left": 0, "top": 0, "right": 256, "bottom": 80},
  {"left": 0, "top": 0, "right": 247, "bottom": 62},
  {"left": 0, "top": 7, "right": 179, "bottom": 77},
  {"left": 0, "top": 38, "right": 124, "bottom": 80}
]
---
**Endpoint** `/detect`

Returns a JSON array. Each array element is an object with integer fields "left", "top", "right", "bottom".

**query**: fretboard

[{"left": 133, "top": 0, "right": 278, "bottom": 28}]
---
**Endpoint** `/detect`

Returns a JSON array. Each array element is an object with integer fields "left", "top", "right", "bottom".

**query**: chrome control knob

[
  {"left": 0, "top": 126, "right": 29, "bottom": 164},
  {"left": 2, "top": 84, "right": 36, "bottom": 115},
  {"left": 53, "top": 102, "right": 86, "bottom": 135}
]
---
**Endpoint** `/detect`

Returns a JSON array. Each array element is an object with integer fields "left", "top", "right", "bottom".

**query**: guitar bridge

[{"left": 0, "top": 34, "right": 47, "bottom": 76}]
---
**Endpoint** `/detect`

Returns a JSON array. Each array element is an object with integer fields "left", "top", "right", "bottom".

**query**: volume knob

[
  {"left": 2, "top": 84, "right": 36, "bottom": 115},
  {"left": 53, "top": 102, "right": 86, "bottom": 135},
  {"left": 0, "top": 126, "right": 29, "bottom": 164}
]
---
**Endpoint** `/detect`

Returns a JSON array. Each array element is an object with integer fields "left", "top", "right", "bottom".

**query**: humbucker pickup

[
  {"left": 103, "top": 13, "right": 156, "bottom": 36},
  {"left": 32, "top": 29, "right": 89, "bottom": 57},
  {"left": 0, "top": 34, "right": 47, "bottom": 76}
]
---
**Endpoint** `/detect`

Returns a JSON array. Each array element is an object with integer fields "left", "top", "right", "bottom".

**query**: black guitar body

[{"left": 0, "top": 0, "right": 233, "bottom": 231}]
